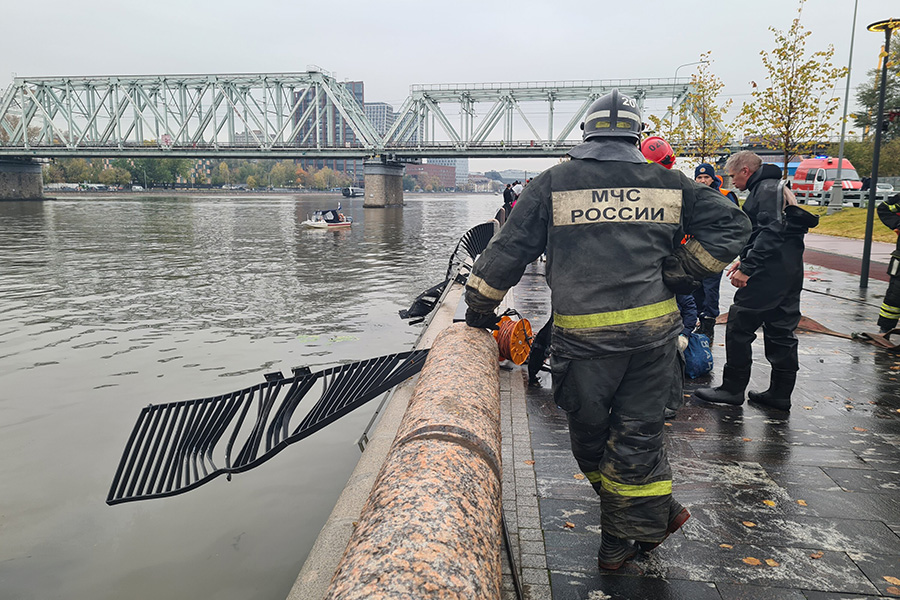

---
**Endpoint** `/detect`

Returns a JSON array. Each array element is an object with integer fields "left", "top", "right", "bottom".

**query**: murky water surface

[{"left": 0, "top": 192, "right": 500, "bottom": 600}]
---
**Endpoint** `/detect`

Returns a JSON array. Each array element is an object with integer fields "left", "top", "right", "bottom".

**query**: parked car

[
  {"left": 791, "top": 157, "right": 863, "bottom": 203},
  {"left": 876, "top": 182, "right": 895, "bottom": 193}
]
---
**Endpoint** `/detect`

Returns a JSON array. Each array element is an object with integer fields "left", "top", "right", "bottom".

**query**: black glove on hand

[
  {"left": 465, "top": 308, "right": 501, "bottom": 331},
  {"left": 662, "top": 255, "right": 700, "bottom": 294}
]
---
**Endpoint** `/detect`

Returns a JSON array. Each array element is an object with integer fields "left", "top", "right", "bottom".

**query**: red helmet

[{"left": 641, "top": 136, "right": 676, "bottom": 169}]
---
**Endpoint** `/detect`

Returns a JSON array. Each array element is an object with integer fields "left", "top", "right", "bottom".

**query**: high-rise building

[
  {"left": 294, "top": 81, "right": 365, "bottom": 183},
  {"left": 427, "top": 158, "right": 469, "bottom": 188},
  {"left": 364, "top": 102, "right": 396, "bottom": 137}
]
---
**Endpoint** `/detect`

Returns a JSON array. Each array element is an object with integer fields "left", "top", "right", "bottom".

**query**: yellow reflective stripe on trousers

[
  {"left": 880, "top": 302, "right": 900, "bottom": 319},
  {"left": 553, "top": 297, "right": 678, "bottom": 330},
  {"left": 600, "top": 474, "right": 672, "bottom": 497},
  {"left": 584, "top": 471, "right": 603, "bottom": 484}
]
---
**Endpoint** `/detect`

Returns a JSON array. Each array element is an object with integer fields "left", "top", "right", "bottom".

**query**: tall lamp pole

[
  {"left": 826, "top": 0, "right": 859, "bottom": 215},
  {"left": 860, "top": 18, "right": 900, "bottom": 289},
  {"left": 669, "top": 60, "right": 708, "bottom": 130}
]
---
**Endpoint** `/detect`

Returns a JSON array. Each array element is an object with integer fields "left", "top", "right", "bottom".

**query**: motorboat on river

[
  {"left": 302, "top": 206, "right": 352, "bottom": 229},
  {"left": 342, "top": 186, "right": 364, "bottom": 197}
]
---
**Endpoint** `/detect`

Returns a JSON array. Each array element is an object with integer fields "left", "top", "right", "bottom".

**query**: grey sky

[{"left": 2, "top": 0, "right": 896, "bottom": 172}]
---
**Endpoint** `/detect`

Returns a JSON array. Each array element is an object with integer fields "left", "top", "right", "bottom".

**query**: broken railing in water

[{"left": 106, "top": 219, "right": 500, "bottom": 506}]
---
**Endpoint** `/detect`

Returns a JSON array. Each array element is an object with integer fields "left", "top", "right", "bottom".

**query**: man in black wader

[
  {"left": 876, "top": 194, "right": 900, "bottom": 333},
  {"left": 463, "top": 89, "right": 750, "bottom": 570},
  {"left": 695, "top": 151, "right": 818, "bottom": 411}
]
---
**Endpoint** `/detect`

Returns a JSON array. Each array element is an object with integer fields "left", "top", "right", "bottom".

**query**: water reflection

[{"left": 0, "top": 192, "right": 501, "bottom": 600}]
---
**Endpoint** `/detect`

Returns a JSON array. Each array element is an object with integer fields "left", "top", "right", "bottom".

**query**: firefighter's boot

[
  {"left": 748, "top": 370, "right": 796, "bottom": 411},
  {"left": 694, "top": 364, "right": 749, "bottom": 406},
  {"left": 697, "top": 316, "right": 716, "bottom": 342},
  {"left": 638, "top": 500, "right": 691, "bottom": 552},
  {"left": 598, "top": 531, "right": 637, "bottom": 571}
]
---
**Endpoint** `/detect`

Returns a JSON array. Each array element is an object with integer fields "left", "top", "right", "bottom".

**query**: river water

[{"left": 0, "top": 192, "right": 501, "bottom": 600}]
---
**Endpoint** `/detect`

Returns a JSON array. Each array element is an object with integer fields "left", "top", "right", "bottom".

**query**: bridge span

[{"left": 0, "top": 71, "right": 697, "bottom": 160}]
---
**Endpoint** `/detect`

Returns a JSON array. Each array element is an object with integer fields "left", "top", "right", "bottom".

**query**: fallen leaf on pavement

[
  {"left": 573, "top": 473, "right": 585, "bottom": 480},
  {"left": 763, "top": 500, "right": 776, "bottom": 507},
  {"left": 804, "top": 406, "right": 813, "bottom": 410},
  {"left": 742, "top": 521, "right": 756, "bottom": 528},
  {"left": 524, "top": 460, "right": 535, "bottom": 465},
  {"left": 797, "top": 500, "right": 808, "bottom": 506},
  {"left": 765, "top": 559, "right": 780, "bottom": 567},
  {"left": 720, "top": 544, "right": 733, "bottom": 549},
  {"left": 853, "top": 427, "right": 868, "bottom": 432},
  {"left": 887, "top": 586, "right": 900, "bottom": 596},
  {"left": 810, "top": 551, "right": 824, "bottom": 559},
  {"left": 694, "top": 427, "right": 706, "bottom": 432},
  {"left": 883, "top": 576, "right": 900, "bottom": 585},
  {"left": 742, "top": 557, "right": 762, "bottom": 566},
  {"left": 824, "top": 396, "right": 833, "bottom": 400},
  {"left": 742, "top": 437, "right": 752, "bottom": 442},
  {"left": 564, "top": 521, "right": 575, "bottom": 529}
]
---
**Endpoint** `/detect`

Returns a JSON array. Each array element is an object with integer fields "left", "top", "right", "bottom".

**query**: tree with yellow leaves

[
  {"left": 738, "top": 0, "right": 847, "bottom": 177},
  {"left": 649, "top": 52, "right": 732, "bottom": 163}
]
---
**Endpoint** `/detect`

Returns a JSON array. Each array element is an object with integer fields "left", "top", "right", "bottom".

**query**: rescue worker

[
  {"left": 463, "top": 89, "right": 750, "bottom": 570},
  {"left": 692, "top": 163, "right": 738, "bottom": 341},
  {"left": 695, "top": 151, "right": 818, "bottom": 411},
  {"left": 876, "top": 194, "right": 900, "bottom": 333},
  {"left": 641, "top": 135, "right": 691, "bottom": 419}
]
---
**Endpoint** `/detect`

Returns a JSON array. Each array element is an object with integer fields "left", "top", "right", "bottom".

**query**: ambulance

[{"left": 791, "top": 156, "right": 862, "bottom": 203}]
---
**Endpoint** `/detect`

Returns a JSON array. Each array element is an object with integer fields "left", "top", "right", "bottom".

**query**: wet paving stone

[
  {"left": 716, "top": 581, "right": 808, "bottom": 599},
  {"left": 684, "top": 506, "right": 900, "bottom": 554},
  {"left": 548, "top": 571, "right": 723, "bottom": 600},
  {"left": 822, "top": 467, "right": 900, "bottom": 494},
  {"left": 846, "top": 552, "right": 900, "bottom": 597},
  {"left": 801, "top": 592, "right": 884, "bottom": 600}
]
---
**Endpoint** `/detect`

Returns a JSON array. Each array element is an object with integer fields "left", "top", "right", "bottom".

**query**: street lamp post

[
  {"left": 860, "top": 18, "right": 900, "bottom": 289},
  {"left": 669, "top": 60, "right": 709, "bottom": 131},
  {"left": 826, "top": 0, "right": 860, "bottom": 215}
]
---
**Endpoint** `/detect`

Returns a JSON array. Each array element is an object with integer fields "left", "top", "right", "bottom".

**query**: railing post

[{"left": 324, "top": 323, "right": 502, "bottom": 599}]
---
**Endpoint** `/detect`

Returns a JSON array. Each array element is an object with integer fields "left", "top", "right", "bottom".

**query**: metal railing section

[{"left": 106, "top": 349, "right": 428, "bottom": 505}]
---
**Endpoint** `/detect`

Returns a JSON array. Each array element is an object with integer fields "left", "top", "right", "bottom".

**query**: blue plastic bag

[{"left": 684, "top": 332, "right": 714, "bottom": 379}]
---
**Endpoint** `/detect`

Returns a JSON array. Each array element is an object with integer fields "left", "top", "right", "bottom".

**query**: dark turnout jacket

[
  {"left": 466, "top": 139, "right": 751, "bottom": 359},
  {"left": 737, "top": 163, "right": 817, "bottom": 277}
]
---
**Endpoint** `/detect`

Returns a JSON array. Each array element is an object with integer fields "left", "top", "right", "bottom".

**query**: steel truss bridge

[{"left": 0, "top": 71, "right": 699, "bottom": 160}]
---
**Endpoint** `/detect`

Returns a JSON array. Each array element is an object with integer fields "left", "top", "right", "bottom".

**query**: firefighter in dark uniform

[
  {"left": 695, "top": 151, "right": 818, "bottom": 411},
  {"left": 877, "top": 194, "right": 900, "bottom": 333},
  {"left": 463, "top": 89, "right": 750, "bottom": 570}
]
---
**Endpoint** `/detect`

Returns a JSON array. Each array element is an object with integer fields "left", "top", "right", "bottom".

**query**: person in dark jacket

[
  {"left": 502, "top": 184, "right": 515, "bottom": 219},
  {"left": 692, "top": 163, "right": 738, "bottom": 341},
  {"left": 464, "top": 89, "right": 750, "bottom": 571},
  {"left": 876, "top": 195, "right": 900, "bottom": 332},
  {"left": 695, "top": 151, "right": 818, "bottom": 411}
]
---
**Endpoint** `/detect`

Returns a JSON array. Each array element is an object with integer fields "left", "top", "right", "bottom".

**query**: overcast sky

[{"left": 2, "top": 0, "right": 896, "bottom": 172}]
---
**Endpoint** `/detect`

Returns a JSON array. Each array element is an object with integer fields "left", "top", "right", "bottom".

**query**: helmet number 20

[{"left": 621, "top": 96, "right": 637, "bottom": 108}]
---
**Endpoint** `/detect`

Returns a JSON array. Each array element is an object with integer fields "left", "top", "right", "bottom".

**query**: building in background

[
  {"left": 427, "top": 158, "right": 468, "bottom": 189},
  {"left": 294, "top": 81, "right": 365, "bottom": 184},
  {"left": 404, "top": 163, "right": 455, "bottom": 190},
  {"left": 364, "top": 102, "right": 396, "bottom": 137}
]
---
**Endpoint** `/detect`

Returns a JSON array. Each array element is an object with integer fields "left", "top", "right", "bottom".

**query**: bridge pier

[
  {"left": 363, "top": 160, "right": 404, "bottom": 208},
  {"left": 0, "top": 159, "right": 43, "bottom": 200}
]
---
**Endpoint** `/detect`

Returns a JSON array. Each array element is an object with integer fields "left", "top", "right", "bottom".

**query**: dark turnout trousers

[
  {"left": 726, "top": 237, "right": 805, "bottom": 373},
  {"left": 551, "top": 342, "right": 677, "bottom": 543}
]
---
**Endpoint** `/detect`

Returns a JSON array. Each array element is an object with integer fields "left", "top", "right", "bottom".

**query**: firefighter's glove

[
  {"left": 662, "top": 255, "right": 700, "bottom": 294},
  {"left": 465, "top": 308, "right": 501, "bottom": 331},
  {"left": 677, "top": 334, "right": 689, "bottom": 352}
]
